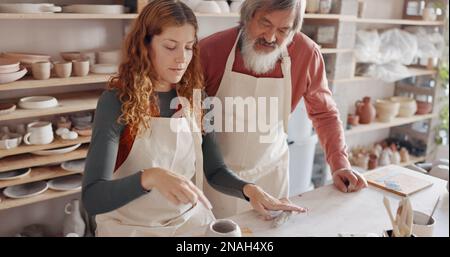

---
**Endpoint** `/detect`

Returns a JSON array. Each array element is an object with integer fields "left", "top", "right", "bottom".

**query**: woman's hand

[
  {"left": 243, "top": 184, "right": 307, "bottom": 220},
  {"left": 141, "top": 168, "right": 212, "bottom": 209}
]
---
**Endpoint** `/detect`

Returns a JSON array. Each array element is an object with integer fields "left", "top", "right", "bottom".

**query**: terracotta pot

[
  {"left": 416, "top": 100, "right": 433, "bottom": 115},
  {"left": 347, "top": 114, "right": 360, "bottom": 126},
  {"left": 368, "top": 154, "right": 378, "bottom": 170},
  {"left": 355, "top": 97, "right": 376, "bottom": 124}
]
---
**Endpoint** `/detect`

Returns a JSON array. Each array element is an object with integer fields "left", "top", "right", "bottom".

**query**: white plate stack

[{"left": 0, "top": 58, "right": 27, "bottom": 84}]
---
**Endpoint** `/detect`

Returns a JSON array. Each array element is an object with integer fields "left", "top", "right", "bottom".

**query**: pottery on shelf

[
  {"left": 355, "top": 97, "right": 376, "bottom": 124},
  {"left": 379, "top": 148, "right": 393, "bottom": 166},
  {"left": 400, "top": 147, "right": 410, "bottom": 163},
  {"left": 375, "top": 99, "right": 400, "bottom": 123},
  {"left": 62, "top": 199, "right": 86, "bottom": 237},
  {"left": 416, "top": 100, "right": 433, "bottom": 115},
  {"left": 390, "top": 96, "right": 417, "bottom": 117}
]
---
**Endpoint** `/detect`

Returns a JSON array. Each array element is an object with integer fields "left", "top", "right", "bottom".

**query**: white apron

[
  {"left": 204, "top": 30, "right": 292, "bottom": 218},
  {"left": 96, "top": 110, "right": 215, "bottom": 237}
]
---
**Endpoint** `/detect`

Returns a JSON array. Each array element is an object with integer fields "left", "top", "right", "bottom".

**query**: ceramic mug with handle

[{"left": 23, "top": 121, "right": 54, "bottom": 145}]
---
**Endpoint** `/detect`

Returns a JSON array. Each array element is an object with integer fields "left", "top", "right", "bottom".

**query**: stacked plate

[
  {"left": 0, "top": 168, "right": 31, "bottom": 181},
  {"left": 61, "top": 159, "right": 86, "bottom": 173},
  {"left": 1, "top": 52, "right": 51, "bottom": 75},
  {"left": 0, "top": 58, "right": 27, "bottom": 84},
  {"left": 3, "top": 181, "right": 48, "bottom": 199},
  {"left": 47, "top": 174, "right": 82, "bottom": 191}
]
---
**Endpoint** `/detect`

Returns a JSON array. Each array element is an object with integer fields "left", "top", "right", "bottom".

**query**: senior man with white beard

[{"left": 200, "top": 0, "right": 368, "bottom": 219}]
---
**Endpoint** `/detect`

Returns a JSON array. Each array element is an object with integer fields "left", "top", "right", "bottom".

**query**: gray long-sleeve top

[{"left": 82, "top": 89, "right": 249, "bottom": 216}]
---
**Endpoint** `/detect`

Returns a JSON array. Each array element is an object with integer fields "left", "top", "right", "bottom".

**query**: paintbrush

[{"left": 428, "top": 196, "right": 441, "bottom": 225}]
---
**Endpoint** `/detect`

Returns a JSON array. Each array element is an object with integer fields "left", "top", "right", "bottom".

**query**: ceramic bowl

[
  {"left": 62, "top": 4, "right": 126, "bottom": 14},
  {"left": 90, "top": 64, "right": 118, "bottom": 74},
  {"left": 97, "top": 50, "right": 122, "bottom": 64},
  {"left": 60, "top": 52, "right": 82, "bottom": 62},
  {"left": 1, "top": 52, "right": 51, "bottom": 64},
  {"left": 0, "top": 67, "right": 27, "bottom": 84},
  {"left": 70, "top": 112, "right": 92, "bottom": 125},
  {"left": 196, "top": 1, "right": 221, "bottom": 13},
  {"left": 416, "top": 101, "right": 433, "bottom": 115},
  {"left": 375, "top": 99, "right": 400, "bottom": 122},
  {"left": 0, "top": 58, "right": 20, "bottom": 74},
  {"left": 390, "top": 96, "right": 418, "bottom": 117},
  {"left": 73, "top": 125, "right": 92, "bottom": 136},
  {"left": 18, "top": 96, "right": 58, "bottom": 109},
  {"left": 0, "top": 103, "right": 16, "bottom": 116},
  {"left": 0, "top": 132, "right": 22, "bottom": 150},
  {"left": 205, "top": 219, "right": 242, "bottom": 237}
]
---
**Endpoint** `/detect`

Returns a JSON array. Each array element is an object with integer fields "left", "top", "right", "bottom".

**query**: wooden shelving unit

[
  {"left": 0, "top": 146, "right": 88, "bottom": 173},
  {"left": 0, "top": 136, "right": 91, "bottom": 158},
  {"left": 0, "top": 12, "right": 357, "bottom": 20},
  {"left": 321, "top": 48, "right": 354, "bottom": 54},
  {"left": 0, "top": 189, "right": 80, "bottom": 211},
  {"left": 0, "top": 13, "right": 137, "bottom": 20},
  {"left": 0, "top": 74, "right": 110, "bottom": 92},
  {"left": 330, "top": 67, "right": 438, "bottom": 83},
  {"left": 0, "top": 90, "right": 101, "bottom": 122},
  {"left": 345, "top": 113, "right": 437, "bottom": 136},
  {"left": 0, "top": 166, "right": 82, "bottom": 189},
  {"left": 355, "top": 18, "right": 445, "bottom": 26}
]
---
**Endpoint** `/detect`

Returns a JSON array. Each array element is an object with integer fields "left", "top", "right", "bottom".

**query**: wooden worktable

[{"left": 188, "top": 165, "right": 449, "bottom": 237}]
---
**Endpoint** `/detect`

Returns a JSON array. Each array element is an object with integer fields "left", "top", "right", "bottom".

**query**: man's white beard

[{"left": 240, "top": 29, "right": 293, "bottom": 75}]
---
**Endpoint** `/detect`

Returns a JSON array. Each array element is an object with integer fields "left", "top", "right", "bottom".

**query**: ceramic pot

[
  {"left": 355, "top": 97, "right": 376, "bottom": 124},
  {"left": 63, "top": 199, "right": 86, "bottom": 237}
]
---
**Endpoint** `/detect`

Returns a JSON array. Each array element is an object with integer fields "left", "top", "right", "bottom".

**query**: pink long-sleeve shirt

[{"left": 199, "top": 27, "right": 351, "bottom": 172}]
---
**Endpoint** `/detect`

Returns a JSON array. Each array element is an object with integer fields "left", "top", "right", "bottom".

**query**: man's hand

[
  {"left": 243, "top": 184, "right": 307, "bottom": 220},
  {"left": 332, "top": 168, "right": 368, "bottom": 193}
]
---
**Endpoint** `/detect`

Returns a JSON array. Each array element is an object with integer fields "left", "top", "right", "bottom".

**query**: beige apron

[
  {"left": 204, "top": 30, "right": 292, "bottom": 218},
  {"left": 96, "top": 111, "right": 215, "bottom": 237}
]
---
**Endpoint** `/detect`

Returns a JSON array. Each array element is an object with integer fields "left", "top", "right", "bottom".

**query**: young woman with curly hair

[{"left": 82, "top": 0, "right": 304, "bottom": 237}]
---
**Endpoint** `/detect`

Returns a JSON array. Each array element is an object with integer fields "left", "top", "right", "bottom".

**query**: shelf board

[
  {"left": 355, "top": 18, "right": 445, "bottom": 26},
  {"left": 0, "top": 166, "right": 81, "bottom": 189},
  {"left": 330, "top": 67, "right": 437, "bottom": 83},
  {"left": 321, "top": 48, "right": 354, "bottom": 54},
  {"left": 0, "top": 146, "right": 88, "bottom": 173},
  {"left": 0, "top": 188, "right": 80, "bottom": 211},
  {"left": 304, "top": 13, "right": 357, "bottom": 21},
  {"left": 0, "top": 74, "right": 110, "bottom": 92},
  {"left": 0, "top": 13, "right": 137, "bottom": 20},
  {"left": 345, "top": 113, "right": 437, "bottom": 136},
  {"left": 0, "top": 12, "right": 358, "bottom": 20},
  {"left": 0, "top": 90, "right": 102, "bottom": 122},
  {"left": 0, "top": 136, "right": 91, "bottom": 158}
]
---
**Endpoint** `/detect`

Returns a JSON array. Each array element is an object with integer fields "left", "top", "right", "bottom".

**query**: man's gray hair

[{"left": 240, "top": 0, "right": 306, "bottom": 32}]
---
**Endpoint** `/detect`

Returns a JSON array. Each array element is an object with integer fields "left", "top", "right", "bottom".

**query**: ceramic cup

[
  {"left": 412, "top": 210, "right": 435, "bottom": 237},
  {"left": 31, "top": 61, "right": 52, "bottom": 80},
  {"left": 24, "top": 121, "right": 54, "bottom": 145},
  {"left": 53, "top": 61, "right": 72, "bottom": 78},
  {"left": 72, "top": 59, "right": 90, "bottom": 77},
  {"left": 80, "top": 52, "right": 96, "bottom": 66},
  {"left": 205, "top": 219, "right": 242, "bottom": 237}
]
